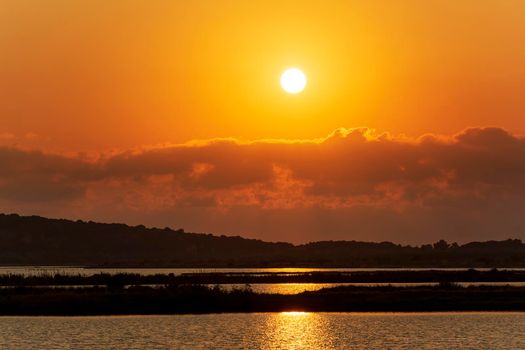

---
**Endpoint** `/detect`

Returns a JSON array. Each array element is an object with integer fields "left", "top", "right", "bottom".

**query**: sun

[{"left": 280, "top": 68, "right": 307, "bottom": 94}]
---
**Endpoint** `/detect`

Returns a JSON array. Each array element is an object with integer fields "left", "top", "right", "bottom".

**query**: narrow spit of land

[
  {"left": 1, "top": 284, "right": 525, "bottom": 315},
  {"left": 2, "top": 269, "right": 525, "bottom": 286},
  {"left": 1, "top": 270, "right": 525, "bottom": 315}
]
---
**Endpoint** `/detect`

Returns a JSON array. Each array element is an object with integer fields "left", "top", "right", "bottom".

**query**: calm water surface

[
  {"left": 0, "top": 312, "right": 524, "bottom": 349},
  {"left": 2, "top": 266, "right": 524, "bottom": 276},
  {"left": 217, "top": 282, "right": 525, "bottom": 294}
]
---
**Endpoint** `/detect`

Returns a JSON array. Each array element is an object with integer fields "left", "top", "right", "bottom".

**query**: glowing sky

[{"left": 1, "top": 1, "right": 525, "bottom": 243}]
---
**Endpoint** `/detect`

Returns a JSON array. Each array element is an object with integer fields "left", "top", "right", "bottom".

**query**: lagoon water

[
  {"left": 3, "top": 266, "right": 525, "bottom": 276},
  {"left": 215, "top": 282, "right": 525, "bottom": 294},
  {"left": 3, "top": 266, "right": 525, "bottom": 295},
  {"left": 0, "top": 312, "right": 524, "bottom": 349}
]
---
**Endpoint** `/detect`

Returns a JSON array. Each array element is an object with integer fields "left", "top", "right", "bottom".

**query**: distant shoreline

[
  {"left": 2, "top": 284, "right": 525, "bottom": 316},
  {"left": 3, "top": 213, "right": 525, "bottom": 267}
]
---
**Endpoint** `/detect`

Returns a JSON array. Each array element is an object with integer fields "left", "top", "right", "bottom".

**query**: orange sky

[
  {"left": 1, "top": 1, "right": 525, "bottom": 243},
  {"left": 2, "top": 1, "right": 525, "bottom": 151}
]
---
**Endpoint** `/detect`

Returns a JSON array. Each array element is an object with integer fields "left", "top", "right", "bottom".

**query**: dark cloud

[{"left": 1, "top": 127, "right": 524, "bottom": 243}]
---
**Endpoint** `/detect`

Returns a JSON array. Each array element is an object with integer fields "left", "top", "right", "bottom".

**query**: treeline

[{"left": 1, "top": 213, "right": 525, "bottom": 267}]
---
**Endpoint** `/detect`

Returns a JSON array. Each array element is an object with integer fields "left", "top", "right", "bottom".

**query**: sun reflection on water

[
  {"left": 258, "top": 311, "right": 334, "bottom": 349},
  {"left": 280, "top": 311, "right": 309, "bottom": 316}
]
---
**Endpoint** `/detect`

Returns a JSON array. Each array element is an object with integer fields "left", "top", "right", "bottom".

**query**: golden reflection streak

[
  {"left": 258, "top": 311, "right": 334, "bottom": 349},
  {"left": 280, "top": 311, "right": 309, "bottom": 316}
]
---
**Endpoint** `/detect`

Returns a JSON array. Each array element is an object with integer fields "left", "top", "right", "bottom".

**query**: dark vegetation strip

[
  {"left": 1, "top": 284, "right": 525, "bottom": 315},
  {"left": 1, "top": 269, "right": 525, "bottom": 286}
]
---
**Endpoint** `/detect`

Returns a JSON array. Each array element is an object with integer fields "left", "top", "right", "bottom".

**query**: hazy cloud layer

[{"left": 1, "top": 127, "right": 525, "bottom": 244}]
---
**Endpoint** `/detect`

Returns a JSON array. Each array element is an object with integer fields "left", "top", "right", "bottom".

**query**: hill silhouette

[{"left": 1, "top": 213, "right": 525, "bottom": 267}]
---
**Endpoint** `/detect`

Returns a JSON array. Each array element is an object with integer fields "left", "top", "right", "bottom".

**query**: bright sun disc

[{"left": 280, "top": 68, "right": 307, "bottom": 94}]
